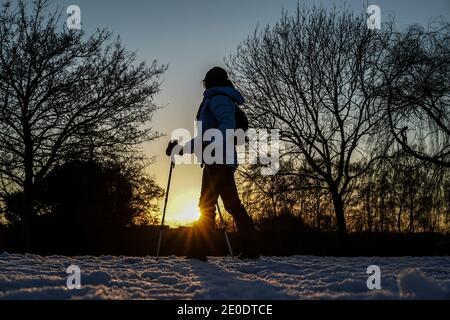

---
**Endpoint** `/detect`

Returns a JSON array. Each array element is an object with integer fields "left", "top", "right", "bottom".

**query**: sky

[{"left": 51, "top": 0, "right": 450, "bottom": 226}]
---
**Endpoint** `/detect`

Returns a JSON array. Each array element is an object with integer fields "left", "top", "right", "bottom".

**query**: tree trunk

[
  {"left": 21, "top": 172, "right": 33, "bottom": 251},
  {"left": 408, "top": 190, "right": 415, "bottom": 233},
  {"left": 331, "top": 190, "right": 348, "bottom": 243},
  {"left": 21, "top": 122, "right": 34, "bottom": 251},
  {"left": 397, "top": 201, "right": 403, "bottom": 233},
  {"left": 380, "top": 194, "right": 386, "bottom": 232}
]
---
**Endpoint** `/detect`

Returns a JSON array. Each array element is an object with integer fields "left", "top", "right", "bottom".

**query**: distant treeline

[
  {"left": 238, "top": 151, "right": 450, "bottom": 234},
  {"left": 1, "top": 221, "right": 449, "bottom": 256}
]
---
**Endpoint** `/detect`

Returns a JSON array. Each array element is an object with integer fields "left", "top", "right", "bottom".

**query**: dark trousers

[
  {"left": 187, "top": 164, "right": 256, "bottom": 257},
  {"left": 198, "top": 164, "right": 255, "bottom": 233}
]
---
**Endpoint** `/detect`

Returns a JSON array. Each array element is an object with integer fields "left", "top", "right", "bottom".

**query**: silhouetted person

[{"left": 166, "top": 67, "right": 259, "bottom": 260}]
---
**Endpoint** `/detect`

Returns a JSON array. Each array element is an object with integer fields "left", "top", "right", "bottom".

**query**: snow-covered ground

[{"left": 0, "top": 253, "right": 449, "bottom": 299}]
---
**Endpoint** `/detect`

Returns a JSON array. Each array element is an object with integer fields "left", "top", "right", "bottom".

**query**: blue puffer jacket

[{"left": 184, "top": 87, "right": 245, "bottom": 167}]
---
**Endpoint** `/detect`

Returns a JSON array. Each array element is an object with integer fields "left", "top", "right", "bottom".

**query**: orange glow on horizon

[{"left": 165, "top": 191, "right": 201, "bottom": 227}]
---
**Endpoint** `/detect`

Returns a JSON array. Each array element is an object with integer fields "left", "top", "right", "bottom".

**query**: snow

[
  {"left": 0, "top": 253, "right": 449, "bottom": 299},
  {"left": 397, "top": 269, "right": 449, "bottom": 299}
]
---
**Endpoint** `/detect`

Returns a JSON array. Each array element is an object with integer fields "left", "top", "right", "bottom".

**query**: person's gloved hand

[{"left": 165, "top": 140, "right": 183, "bottom": 157}]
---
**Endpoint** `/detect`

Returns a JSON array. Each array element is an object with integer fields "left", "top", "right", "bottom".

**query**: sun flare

[
  {"left": 178, "top": 205, "right": 201, "bottom": 223},
  {"left": 165, "top": 192, "right": 201, "bottom": 227}
]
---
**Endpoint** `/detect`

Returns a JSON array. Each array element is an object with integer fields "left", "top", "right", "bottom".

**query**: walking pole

[
  {"left": 156, "top": 159, "right": 175, "bottom": 261},
  {"left": 204, "top": 166, "right": 233, "bottom": 258},
  {"left": 216, "top": 199, "right": 234, "bottom": 258}
]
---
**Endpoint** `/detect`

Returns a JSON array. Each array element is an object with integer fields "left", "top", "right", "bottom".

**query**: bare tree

[
  {"left": 379, "top": 23, "right": 450, "bottom": 167},
  {"left": 228, "top": 6, "right": 388, "bottom": 239},
  {"left": 0, "top": 0, "right": 166, "bottom": 237}
]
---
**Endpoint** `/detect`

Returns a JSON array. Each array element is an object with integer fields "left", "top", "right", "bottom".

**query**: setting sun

[
  {"left": 165, "top": 191, "right": 201, "bottom": 227},
  {"left": 175, "top": 203, "right": 201, "bottom": 225}
]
